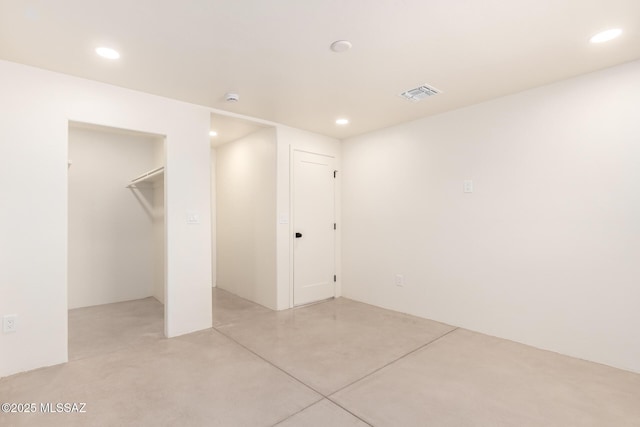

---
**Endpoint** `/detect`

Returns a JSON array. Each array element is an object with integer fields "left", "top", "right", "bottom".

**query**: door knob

[{"left": 295, "top": 232, "right": 303, "bottom": 238}]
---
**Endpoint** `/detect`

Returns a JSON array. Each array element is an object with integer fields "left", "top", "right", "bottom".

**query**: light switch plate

[
  {"left": 463, "top": 180, "right": 473, "bottom": 193},
  {"left": 186, "top": 211, "right": 200, "bottom": 224}
]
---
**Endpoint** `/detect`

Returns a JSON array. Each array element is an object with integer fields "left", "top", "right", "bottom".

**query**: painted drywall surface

[
  {"left": 68, "top": 127, "right": 160, "bottom": 308},
  {"left": 216, "top": 127, "right": 278, "bottom": 309},
  {"left": 162, "top": 106, "right": 212, "bottom": 338},
  {"left": 210, "top": 148, "right": 216, "bottom": 288},
  {"left": 341, "top": 60, "right": 640, "bottom": 373},
  {"left": 0, "top": 60, "right": 211, "bottom": 377},
  {"left": 153, "top": 176, "right": 165, "bottom": 304},
  {"left": 150, "top": 132, "right": 165, "bottom": 304},
  {"left": 275, "top": 126, "right": 341, "bottom": 310},
  {"left": 0, "top": 68, "right": 68, "bottom": 377}
]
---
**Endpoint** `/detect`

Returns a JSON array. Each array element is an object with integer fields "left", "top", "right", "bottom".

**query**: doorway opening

[
  {"left": 67, "top": 122, "right": 166, "bottom": 360},
  {"left": 210, "top": 114, "right": 339, "bottom": 311},
  {"left": 210, "top": 113, "right": 276, "bottom": 310}
]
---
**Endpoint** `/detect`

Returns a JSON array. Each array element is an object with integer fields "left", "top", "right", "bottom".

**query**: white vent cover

[{"left": 399, "top": 84, "right": 442, "bottom": 102}]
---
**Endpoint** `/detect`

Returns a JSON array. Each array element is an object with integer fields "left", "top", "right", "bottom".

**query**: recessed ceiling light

[
  {"left": 330, "top": 40, "right": 352, "bottom": 53},
  {"left": 590, "top": 28, "right": 622, "bottom": 44},
  {"left": 335, "top": 118, "right": 349, "bottom": 125},
  {"left": 209, "top": 131, "right": 218, "bottom": 137},
  {"left": 95, "top": 47, "right": 120, "bottom": 59}
]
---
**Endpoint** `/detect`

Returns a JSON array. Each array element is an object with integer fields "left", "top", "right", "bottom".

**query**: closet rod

[{"left": 126, "top": 166, "right": 164, "bottom": 188}]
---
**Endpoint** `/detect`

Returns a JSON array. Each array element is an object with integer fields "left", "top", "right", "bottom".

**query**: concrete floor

[{"left": 1, "top": 289, "right": 639, "bottom": 426}]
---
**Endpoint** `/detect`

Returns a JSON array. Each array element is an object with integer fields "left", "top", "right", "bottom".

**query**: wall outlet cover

[
  {"left": 394, "top": 274, "right": 405, "bottom": 287},
  {"left": 3, "top": 314, "right": 17, "bottom": 333},
  {"left": 186, "top": 211, "right": 201, "bottom": 224}
]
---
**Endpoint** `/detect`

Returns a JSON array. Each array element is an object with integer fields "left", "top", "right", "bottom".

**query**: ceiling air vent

[{"left": 399, "top": 84, "right": 442, "bottom": 102}]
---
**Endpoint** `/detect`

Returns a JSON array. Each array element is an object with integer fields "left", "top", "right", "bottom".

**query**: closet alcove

[{"left": 67, "top": 122, "right": 165, "bottom": 359}]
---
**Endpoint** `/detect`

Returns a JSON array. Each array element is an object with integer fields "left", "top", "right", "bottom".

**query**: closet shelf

[{"left": 126, "top": 166, "right": 164, "bottom": 188}]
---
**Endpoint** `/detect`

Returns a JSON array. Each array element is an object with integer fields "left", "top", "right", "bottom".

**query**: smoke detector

[
  {"left": 399, "top": 84, "right": 442, "bottom": 102},
  {"left": 330, "top": 40, "right": 352, "bottom": 53},
  {"left": 225, "top": 92, "right": 239, "bottom": 102}
]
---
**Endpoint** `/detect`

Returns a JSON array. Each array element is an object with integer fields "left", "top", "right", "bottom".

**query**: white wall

[
  {"left": 216, "top": 128, "right": 278, "bottom": 309},
  {"left": 275, "top": 126, "right": 341, "bottom": 310},
  {"left": 68, "top": 126, "right": 162, "bottom": 308},
  {"left": 210, "top": 148, "right": 217, "bottom": 289},
  {"left": 342, "top": 60, "right": 640, "bottom": 373},
  {"left": 0, "top": 60, "right": 212, "bottom": 377},
  {"left": 152, "top": 167, "right": 166, "bottom": 304}
]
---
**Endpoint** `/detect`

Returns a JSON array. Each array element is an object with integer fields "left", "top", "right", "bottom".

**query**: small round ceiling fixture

[
  {"left": 330, "top": 40, "right": 352, "bottom": 53},
  {"left": 95, "top": 47, "right": 120, "bottom": 59},
  {"left": 225, "top": 92, "right": 239, "bottom": 102},
  {"left": 590, "top": 28, "right": 622, "bottom": 43},
  {"left": 209, "top": 131, "right": 218, "bottom": 137},
  {"left": 335, "top": 118, "right": 349, "bottom": 125}
]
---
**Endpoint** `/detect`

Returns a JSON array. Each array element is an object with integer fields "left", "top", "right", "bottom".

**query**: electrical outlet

[
  {"left": 394, "top": 274, "right": 405, "bottom": 287},
  {"left": 3, "top": 314, "right": 17, "bottom": 333},
  {"left": 463, "top": 180, "right": 473, "bottom": 193},
  {"left": 186, "top": 211, "right": 200, "bottom": 224}
]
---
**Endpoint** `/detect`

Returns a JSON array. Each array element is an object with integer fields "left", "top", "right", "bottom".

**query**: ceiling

[{"left": 1, "top": 0, "right": 638, "bottom": 139}]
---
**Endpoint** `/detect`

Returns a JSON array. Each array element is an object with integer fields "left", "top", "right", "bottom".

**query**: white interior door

[{"left": 293, "top": 150, "right": 335, "bottom": 306}]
